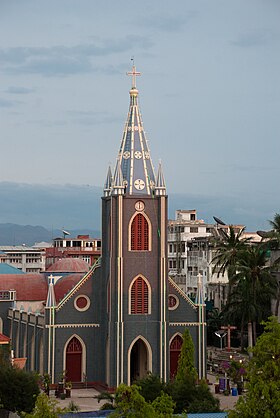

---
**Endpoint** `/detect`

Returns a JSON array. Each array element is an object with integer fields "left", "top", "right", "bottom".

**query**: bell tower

[{"left": 102, "top": 65, "right": 168, "bottom": 387}]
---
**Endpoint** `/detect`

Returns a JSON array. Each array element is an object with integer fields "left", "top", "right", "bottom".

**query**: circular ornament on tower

[
  {"left": 123, "top": 151, "right": 130, "bottom": 159},
  {"left": 135, "top": 201, "right": 145, "bottom": 211},
  {"left": 134, "top": 179, "right": 145, "bottom": 190},
  {"left": 134, "top": 151, "right": 142, "bottom": 159}
]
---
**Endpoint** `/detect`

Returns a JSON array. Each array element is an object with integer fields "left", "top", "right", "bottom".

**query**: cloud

[
  {"left": 0, "top": 36, "right": 153, "bottom": 77},
  {"left": 230, "top": 29, "right": 276, "bottom": 48},
  {"left": 138, "top": 12, "right": 197, "bottom": 33},
  {"left": 0, "top": 98, "right": 22, "bottom": 107},
  {"left": 4, "top": 86, "right": 35, "bottom": 94}
]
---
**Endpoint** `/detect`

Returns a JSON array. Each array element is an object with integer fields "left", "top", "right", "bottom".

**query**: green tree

[
  {"left": 135, "top": 373, "right": 165, "bottom": 403},
  {"left": 230, "top": 317, "right": 280, "bottom": 417},
  {"left": 0, "top": 364, "right": 40, "bottom": 413},
  {"left": 110, "top": 384, "right": 156, "bottom": 418},
  {"left": 175, "top": 328, "right": 197, "bottom": 383},
  {"left": 24, "top": 393, "right": 64, "bottom": 418},
  {"left": 151, "top": 392, "right": 175, "bottom": 418},
  {"left": 229, "top": 245, "right": 277, "bottom": 347},
  {"left": 212, "top": 225, "right": 250, "bottom": 280}
]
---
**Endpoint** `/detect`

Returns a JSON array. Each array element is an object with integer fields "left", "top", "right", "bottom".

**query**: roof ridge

[
  {"left": 56, "top": 257, "right": 101, "bottom": 311},
  {"left": 168, "top": 277, "right": 197, "bottom": 310}
]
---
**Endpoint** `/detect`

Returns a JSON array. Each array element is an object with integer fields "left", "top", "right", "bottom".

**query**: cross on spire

[{"left": 127, "top": 64, "right": 141, "bottom": 89}]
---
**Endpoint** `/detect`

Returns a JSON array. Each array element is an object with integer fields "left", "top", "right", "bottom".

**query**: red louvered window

[
  {"left": 131, "top": 277, "right": 149, "bottom": 314},
  {"left": 131, "top": 214, "right": 149, "bottom": 250}
]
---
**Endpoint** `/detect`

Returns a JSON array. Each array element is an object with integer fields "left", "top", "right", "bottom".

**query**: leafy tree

[
  {"left": 23, "top": 393, "right": 64, "bottom": 418},
  {"left": 110, "top": 384, "right": 156, "bottom": 418},
  {"left": 175, "top": 328, "right": 197, "bottom": 383},
  {"left": 0, "top": 364, "right": 40, "bottom": 413},
  {"left": 151, "top": 391, "right": 175, "bottom": 418},
  {"left": 166, "top": 376, "right": 220, "bottom": 414},
  {"left": 230, "top": 317, "right": 280, "bottom": 417},
  {"left": 110, "top": 384, "right": 175, "bottom": 418},
  {"left": 135, "top": 373, "right": 165, "bottom": 403}
]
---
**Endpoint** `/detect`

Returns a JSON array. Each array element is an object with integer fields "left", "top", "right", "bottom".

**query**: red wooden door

[
  {"left": 170, "top": 335, "right": 183, "bottom": 379},
  {"left": 66, "top": 337, "right": 82, "bottom": 382}
]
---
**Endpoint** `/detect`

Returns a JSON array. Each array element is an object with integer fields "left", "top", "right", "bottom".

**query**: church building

[{"left": 0, "top": 65, "right": 206, "bottom": 387}]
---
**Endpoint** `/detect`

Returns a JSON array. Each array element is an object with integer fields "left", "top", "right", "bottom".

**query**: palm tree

[
  {"left": 228, "top": 245, "right": 277, "bottom": 349},
  {"left": 212, "top": 226, "right": 250, "bottom": 277}
]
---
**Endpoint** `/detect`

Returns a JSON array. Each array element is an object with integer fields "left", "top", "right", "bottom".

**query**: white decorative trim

[
  {"left": 56, "top": 259, "right": 101, "bottom": 311},
  {"left": 169, "top": 332, "right": 183, "bottom": 347},
  {"left": 74, "top": 295, "right": 90, "bottom": 312},
  {"left": 46, "top": 323, "right": 100, "bottom": 329},
  {"left": 168, "top": 294, "right": 179, "bottom": 310},
  {"left": 127, "top": 335, "right": 152, "bottom": 386},
  {"left": 63, "top": 334, "right": 86, "bottom": 382},
  {"left": 168, "top": 277, "right": 197, "bottom": 309},
  {"left": 128, "top": 274, "right": 151, "bottom": 315}
]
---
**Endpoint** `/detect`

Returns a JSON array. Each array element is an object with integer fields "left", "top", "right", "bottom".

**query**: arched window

[
  {"left": 131, "top": 213, "right": 149, "bottom": 251},
  {"left": 130, "top": 276, "right": 149, "bottom": 314}
]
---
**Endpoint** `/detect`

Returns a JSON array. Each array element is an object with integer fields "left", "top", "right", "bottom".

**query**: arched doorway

[
  {"left": 170, "top": 334, "right": 183, "bottom": 379},
  {"left": 66, "top": 337, "right": 82, "bottom": 382},
  {"left": 130, "top": 338, "right": 149, "bottom": 383}
]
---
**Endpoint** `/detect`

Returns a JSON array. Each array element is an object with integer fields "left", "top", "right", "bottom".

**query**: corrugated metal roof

[{"left": 0, "top": 263, "right": 25, "bottom": 274}]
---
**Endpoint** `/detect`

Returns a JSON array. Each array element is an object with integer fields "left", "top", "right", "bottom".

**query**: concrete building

[
  {"left": 45, "top": 235, "right": 101, "bottom": 269},
  {"left": 168, "top": 210, "right": 245, "bottom": 307},
  {"left": 0, "top": 245, "right": 45, "bottom": 273}
]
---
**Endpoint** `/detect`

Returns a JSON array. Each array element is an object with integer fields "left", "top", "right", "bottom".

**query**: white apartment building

[
  {"left": 0, "top": 246, "right": 45, "bottom": 273},
  {"left": 168, "top": 210, "right": 245, "bottom": 306}
]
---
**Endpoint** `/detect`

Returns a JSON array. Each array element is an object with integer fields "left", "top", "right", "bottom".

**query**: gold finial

[{"left": 126, "top": 59, "right": 141, "bottom": 89}]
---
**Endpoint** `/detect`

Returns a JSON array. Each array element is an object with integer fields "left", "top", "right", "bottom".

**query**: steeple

[{"left": 113, "top": 64, "right": 156, "bottom": 196}]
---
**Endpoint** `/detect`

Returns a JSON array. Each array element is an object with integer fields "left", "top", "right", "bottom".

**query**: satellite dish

[
  {"left": 62, "top": 229, "right": 70, "bottom": 237},
  {"left": 213, "top": 216, "right": 226, "bottom": 226}
]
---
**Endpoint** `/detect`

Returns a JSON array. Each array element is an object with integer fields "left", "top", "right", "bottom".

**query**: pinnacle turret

[
  {"left": 112, "top": 158, "right": 125, "bottom": 195},
  {"left": 155, "top": 161, "right": 166, "bottom": 196},
  {"left": 104, "top": 165, "right": 113, "bottom": 196}
]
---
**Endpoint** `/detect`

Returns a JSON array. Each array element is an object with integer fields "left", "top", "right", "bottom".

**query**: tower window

[
  {"left": 130, "top": 276, "right": 149, "bottom": 314},
  {"left": 131, "top": 213, "right": 149, "bottom": 250}
]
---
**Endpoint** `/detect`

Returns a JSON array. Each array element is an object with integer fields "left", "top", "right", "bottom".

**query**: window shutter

[
  {"left": 131, "top": 277, "right": 149, "bottom": 314},
  {"left": 131, "top": 214, "right": 149, "bottom": 250}
]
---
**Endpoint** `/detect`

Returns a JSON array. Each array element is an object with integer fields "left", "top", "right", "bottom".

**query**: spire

[
  {"left": 155, "top": 161, "right": 166, "bottom": 196},
  {"left": 113, "top": 63, "right": 156, "bottom": 196},
  {"left": 112, "top": 158, "right": 125, "bottom": 195},
  {"left": 46, "top": 276, "right": 56, "bottom": 308},
  {"left": 104, "top": 165, "right": 112, "bottom": 196}
]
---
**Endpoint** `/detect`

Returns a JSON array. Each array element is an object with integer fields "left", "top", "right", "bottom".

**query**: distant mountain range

[
  {"left": 0, "top": 181, "right": 274, "bottom": 245},
  {"left": 0, "top": 223, "right": 100, "bottom": 246}
]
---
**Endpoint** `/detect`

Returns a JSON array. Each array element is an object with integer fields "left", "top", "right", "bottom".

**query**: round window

[
  {"left": 74, "top": 295, "right": 90, "bottom": 312},
  {"left": 168, "top": 294, "right": 179, "bottom": 310}
]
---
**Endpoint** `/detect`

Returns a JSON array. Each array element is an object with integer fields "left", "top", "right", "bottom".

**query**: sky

[{"left": 0, "top": 0, "right": 280, "bottom": 230}]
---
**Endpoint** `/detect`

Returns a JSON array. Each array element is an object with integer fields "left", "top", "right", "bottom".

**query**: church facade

[{"left": 0, "top": 66, "right": 206, "bottom": 387}]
